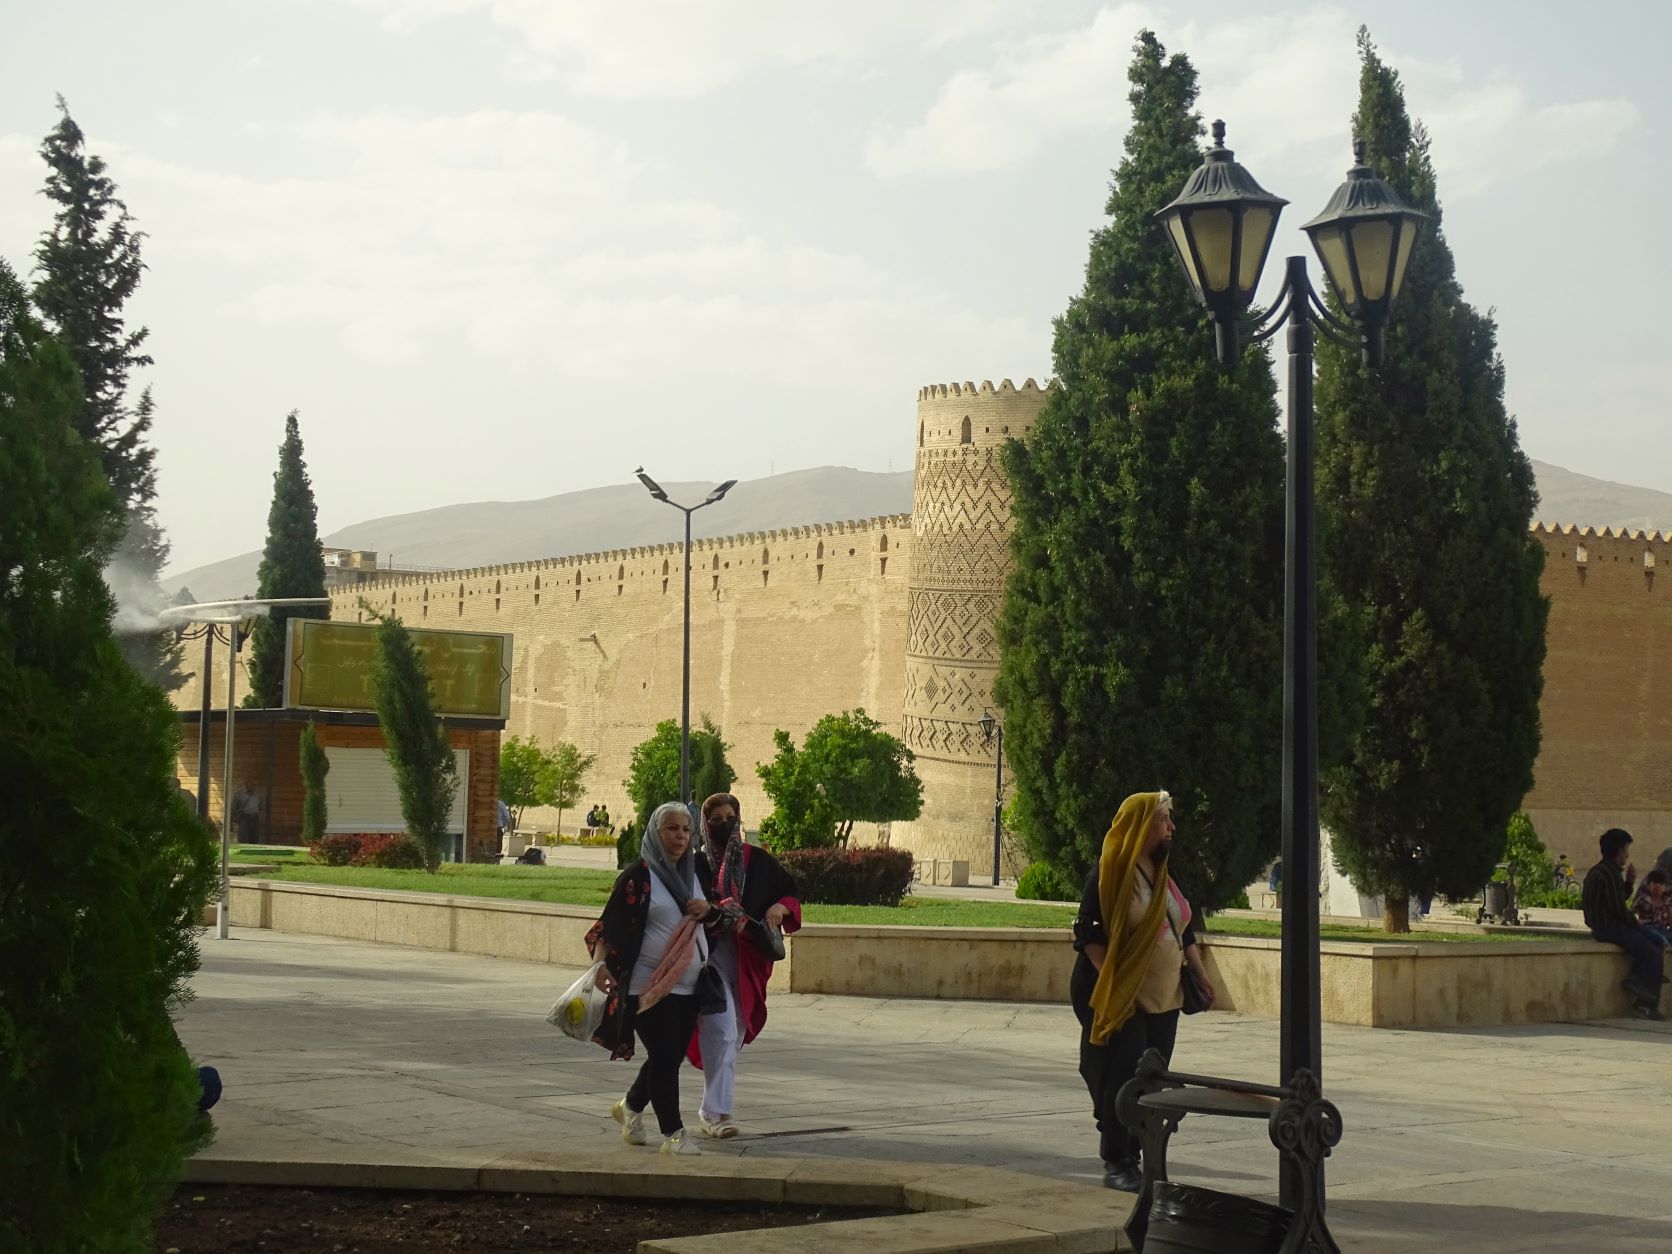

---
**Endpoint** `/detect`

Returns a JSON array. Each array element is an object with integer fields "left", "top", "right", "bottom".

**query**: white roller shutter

[{"left": 324, "top": 747, "right": 469, "bottom": 834}]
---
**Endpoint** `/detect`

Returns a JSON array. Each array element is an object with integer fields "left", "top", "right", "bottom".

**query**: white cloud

[
  {"left": 53, "top": 108, "right": 1027, "bottom": 385},
  {"left": 864, "top": 2, "right": 1638, "bottom": 198},
  {"left": 349, "top": 0, "right": 1024, "bottom": 98}
]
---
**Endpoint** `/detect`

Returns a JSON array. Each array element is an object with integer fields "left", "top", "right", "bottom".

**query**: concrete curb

[{"left": 184, "top": 1149, "right": 1131, "bottom": 1253}]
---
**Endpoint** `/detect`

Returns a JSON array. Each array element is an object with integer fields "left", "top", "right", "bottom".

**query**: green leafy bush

[
  {"left": 1016, "top": 862, "right": 1078, "bottom": 902},
  {"left": 616, "top": 824, "right": 641, "bottom": 869},
  {"left": 1521, "top": 886, "right": 1582, "bottom": 910},
  {"left": 779, "top": 847, "right": 915, "bottom": 907}
]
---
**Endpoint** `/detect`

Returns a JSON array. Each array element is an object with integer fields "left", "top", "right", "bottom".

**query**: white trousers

[{"left": 697, "top": 935, "right": 743, "bottom": 1119}]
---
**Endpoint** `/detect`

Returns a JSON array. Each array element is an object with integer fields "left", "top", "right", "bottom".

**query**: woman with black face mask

[{"left": 686, "top": 792, "right": 800, "bottom": 1138}]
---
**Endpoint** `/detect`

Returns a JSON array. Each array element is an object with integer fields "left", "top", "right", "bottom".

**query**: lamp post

[
  {"left": 635, "top": 471, "right": 738, "bottom": 805},
  {"left": 1157, "top": 122, "right": 1426, "bottom": 1212},
  {"left": 977, "top": 708, "right": 1005, "bottom": 887},
  {"left": 169, "top": 596, "right": 231, "bottom": 825},
  {"left": 161, "top": 596, "right": 333, "bottom": 939}
]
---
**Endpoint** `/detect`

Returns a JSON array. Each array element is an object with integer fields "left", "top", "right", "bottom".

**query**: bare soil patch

[{"left": 154, "top": 1184, "right": 895, "bottom": 1252}]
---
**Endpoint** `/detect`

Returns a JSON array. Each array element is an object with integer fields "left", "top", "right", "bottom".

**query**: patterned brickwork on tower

[{"left": 895, "top": 379, "right": 1051, "bottom": 869}]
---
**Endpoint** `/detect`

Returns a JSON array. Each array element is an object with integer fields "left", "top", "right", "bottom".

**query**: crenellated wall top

[
  {"left": 1533, "top": 521, "right": 1672, "bottom": 544},
  {"left": 345, "top": 513, "right": 912, "bottom": 589},
  {"left": 916, "top": 377, "right": 1054, "bottom": 401}
]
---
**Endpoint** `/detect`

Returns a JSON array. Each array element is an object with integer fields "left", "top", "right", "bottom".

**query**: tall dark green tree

[
  {"left": 0, "top": 259, "right": 216, "bottom": 1251},
  {"left": 1315, "top": 30, "right": 1547, "bottom": 930},
  {"left": 992, "top": 31, "right": 1287, "bottom": 913},
  {"left": 366, "top": 605, "right": 459, "bottom": 872},
  {"left": 33, "top": 99, "right": 183, "bottom": 691},
  {"left": 246, "top": 411, "right": 328, "bottom": 707}
]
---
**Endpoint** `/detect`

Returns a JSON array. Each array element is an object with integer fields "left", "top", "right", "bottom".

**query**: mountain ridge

[{"left": 165, "top": 459, "right": 1672, "bottom": 602}]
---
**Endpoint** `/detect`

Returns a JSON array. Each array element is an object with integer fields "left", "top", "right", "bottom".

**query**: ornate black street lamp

[
  {"left": 1119, "top": 123, "right": 1427, "bottom": 1251},
  {"left": 635, "top": 470, "right": 737, "bottom": 805},
  {"left": 978, "top": 708, "right": 1005, "bottom": 887}
]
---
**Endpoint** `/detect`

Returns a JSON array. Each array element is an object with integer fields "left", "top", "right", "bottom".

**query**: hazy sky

[{"left": 2, "top": 1, "right": 1665, "bottom": 574}]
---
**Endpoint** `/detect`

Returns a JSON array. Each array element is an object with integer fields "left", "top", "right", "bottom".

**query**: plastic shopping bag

[{"left": 547, "top": 961, "right": 610, "bottom": 1043}]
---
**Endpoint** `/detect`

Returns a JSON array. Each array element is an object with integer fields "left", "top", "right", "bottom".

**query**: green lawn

[
  {"left": 268, "top": 864, "right": 619, "bottom": 908},
  {"left": 230, "top": 844, "right": 313, "bottom": 862},
  {"left": 255, "top": 864, "right": 1554, "bottom": 940},
  {"left": 261, "top": 864, "right": 1076, "bottom": 926},
  {"left": 1201, "top": 917, "right": 1553, "bottom": 944}
]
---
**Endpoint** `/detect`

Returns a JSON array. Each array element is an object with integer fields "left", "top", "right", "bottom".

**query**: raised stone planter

[{"left": 220, "top": 880, "right": 1657, "bottom": 1028}]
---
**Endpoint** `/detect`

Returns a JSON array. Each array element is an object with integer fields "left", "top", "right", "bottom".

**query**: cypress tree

[
  {"left": 33, "top": 99, "right": 183, "bottom": 691},
  {"left": 246, "top": 411, "right": 329, "bottom": 708},
  {"left": 299, "top": 720, "right": 330, "bottom": 844},
  {"left": 992, "top": 31, "right": 1286, "bottom": 912},
  {"left": 0, "top": 259, "right": 216, "bottom": 1250},
  {"left": 1315, "top": 30, "right": 1548, "bottom": 930},
  {"left": 366, "top": 606, "right": 459, "bottom": 872}
]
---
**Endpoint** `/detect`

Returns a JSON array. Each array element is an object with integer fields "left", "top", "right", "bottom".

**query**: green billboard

[{"left": 284, "top": 619, "right": 512, "bottom": 720}]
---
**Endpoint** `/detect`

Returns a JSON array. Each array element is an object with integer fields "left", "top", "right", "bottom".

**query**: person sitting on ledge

[
  {"left": 1583, "top": 827, "right": 1666, "bottom": 1021},
  {"left": 1633, "top": 868, "right": 1672, "bottom": 949}
]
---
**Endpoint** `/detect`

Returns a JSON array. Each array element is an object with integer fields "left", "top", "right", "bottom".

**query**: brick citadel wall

[
  {"left": 335, "top": 515, "right": 911, "bottom": 839},
  {"left": 1522, "top": 524, "right": 1672, "bottom": 864}
]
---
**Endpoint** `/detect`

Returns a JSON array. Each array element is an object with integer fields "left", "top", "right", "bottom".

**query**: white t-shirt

[{"left": 629, "top": 868, "right": 707, "bottom": 997}]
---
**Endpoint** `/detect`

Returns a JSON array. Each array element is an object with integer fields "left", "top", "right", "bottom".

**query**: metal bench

[{"left": 1116, "top": 1050, "right": 1342, "bottom": 1252}]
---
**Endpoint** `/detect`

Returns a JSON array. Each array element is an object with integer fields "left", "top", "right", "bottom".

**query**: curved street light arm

[{"left": 1304, "top": 288, "right": 1361, "bottom": 345}]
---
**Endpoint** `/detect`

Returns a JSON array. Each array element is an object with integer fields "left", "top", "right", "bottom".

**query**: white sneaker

[
  {"left": 659, "top": 1127, "right": 701, "bottom": 1156},
  {"left": 698, "top": 1114, "right": 739, "bottom": 1139},
  {"left": 611, "top": 1097, "right": 646, "bottom": 1146}
]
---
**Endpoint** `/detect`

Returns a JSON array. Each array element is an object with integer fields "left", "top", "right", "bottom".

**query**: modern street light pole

[
  {"left": 635, "top": 471, "right": 737, "bottom": 805},
  {"left": 1157, "top": 122, "right": 1426, "bottom": 1214},
  {"left": 161, "top": 597, "right": 333, "bottom": 940},
  {"left": 978, "top": 708, "right": 1004, "bottom": 887}
]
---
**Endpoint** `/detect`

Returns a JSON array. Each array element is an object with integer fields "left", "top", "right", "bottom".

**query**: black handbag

[
  {"left": 743, "top": 916, "right": 787, "bottom": 961},
  {"left": 1180, "top": 963, "right": 1210, "bottom": 1015},
  {"left": 695, "top": 962, "right": 727, "bottom": 1016}
]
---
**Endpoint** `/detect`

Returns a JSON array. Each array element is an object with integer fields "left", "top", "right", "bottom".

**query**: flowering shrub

[
  {"left": 308, "top": 835, "right": 363, "bottom": 866},
  {"left": 349, "top": 834, "right": 425, "bottom": 869},
  {"left": 778, "top": 847, "right": 915, "bottom": 907}
]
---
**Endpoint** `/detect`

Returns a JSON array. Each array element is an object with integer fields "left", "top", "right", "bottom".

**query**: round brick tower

[{"left": 896, "top": 378, "right": 1050, "bottom": 876}]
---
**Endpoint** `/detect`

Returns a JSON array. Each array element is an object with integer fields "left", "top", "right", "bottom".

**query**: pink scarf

[
  {"left": 1167, "top": 877, "right": 1193, "bottom": 932},
  {"left": 636, "top": 915, "right": 699, "bottom": 1013}
]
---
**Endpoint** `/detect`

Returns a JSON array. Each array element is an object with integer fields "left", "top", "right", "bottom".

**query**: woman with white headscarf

[{"left": 588, "top": 802, "right": 720, "bottom": 1156}]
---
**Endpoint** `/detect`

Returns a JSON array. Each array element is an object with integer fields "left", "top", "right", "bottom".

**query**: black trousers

[
  {"left": 626, "top": 993, "right": 699, "bottom": 1136},
  {"left": 1593, "top": 925, "right": 1666, "bottom": 1002},
  {"left": 1075, "top": 1001, "right": 1180, "bottom": 1165}
]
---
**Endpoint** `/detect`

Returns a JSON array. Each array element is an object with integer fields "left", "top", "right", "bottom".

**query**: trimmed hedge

[{"left": 779, "top": 846, "right": 915, "bottom": 907}]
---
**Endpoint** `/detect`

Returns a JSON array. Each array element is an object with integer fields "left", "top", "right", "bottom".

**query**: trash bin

[
  {"left": 1143, "top": 1181, "right": 1292, "bottom": 1254},
  {"left": 1483, "top": 880, "right": 1509, "bottom": 918}
]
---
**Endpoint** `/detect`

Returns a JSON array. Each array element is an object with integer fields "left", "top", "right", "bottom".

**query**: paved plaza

[{"left": 179, "top": 929, "right": 1672, "bottom": 1252}]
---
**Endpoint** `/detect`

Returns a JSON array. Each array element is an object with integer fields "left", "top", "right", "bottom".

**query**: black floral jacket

[{"left": 584, "top": 861, "right": 721, "bottom": 1060}]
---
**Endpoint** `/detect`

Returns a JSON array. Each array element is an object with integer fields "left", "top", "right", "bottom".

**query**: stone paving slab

[{"left": 177, "top": 929, "right": 1672, "bottom": 1251}]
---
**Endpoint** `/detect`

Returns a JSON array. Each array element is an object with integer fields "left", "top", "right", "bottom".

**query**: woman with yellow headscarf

[{"left": 1070, "top": 790, "right": 1215, "bottom": 1192}]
